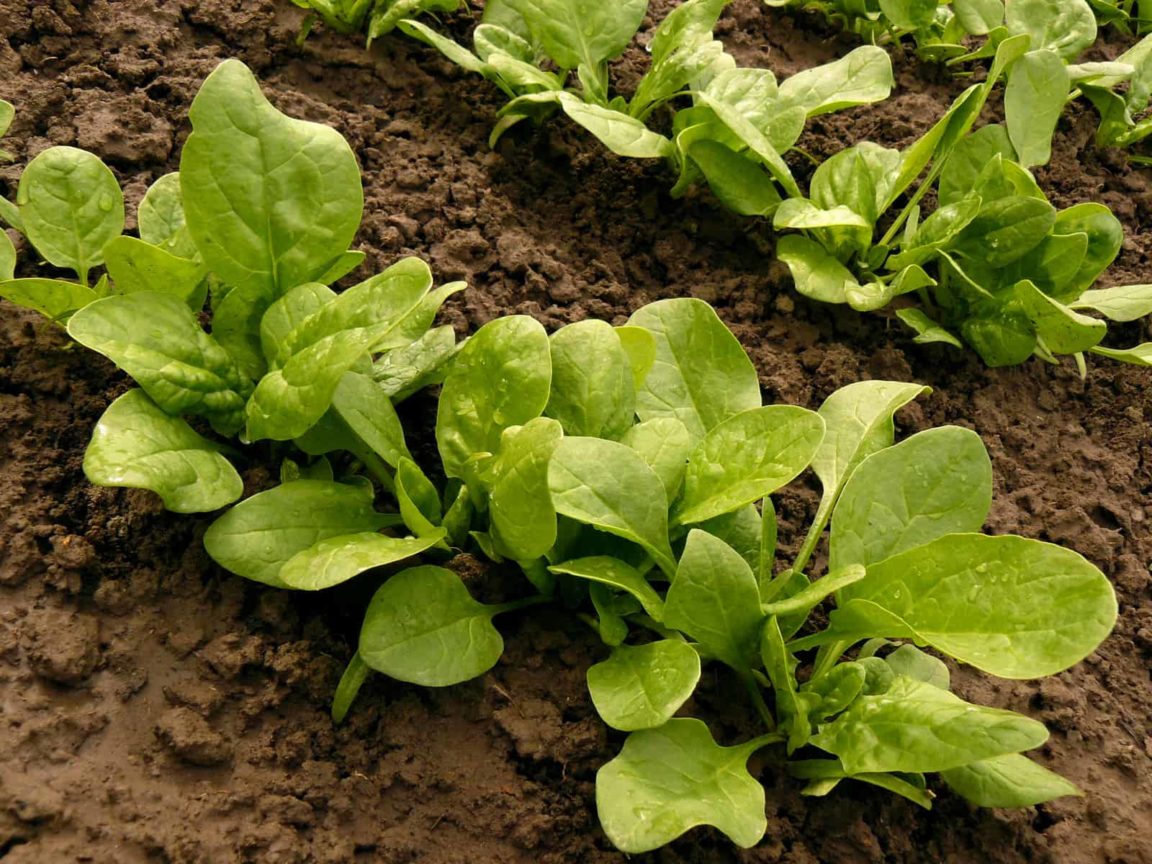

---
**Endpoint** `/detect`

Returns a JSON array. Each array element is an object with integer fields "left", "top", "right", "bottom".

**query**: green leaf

[
  {"left": 675, "top": 406, "right": 824, "bottom": 525},
  {"left": 103, "top": 236, "right": 207, "bottom": 309},
  {"left": 1005, "top": 50, "right": 1068, "bottom": 168},
  {"left": 812, "top": 380, "right": 930, "bottom": 507},
  {"left": 549, "top": 556, "right": 665, "bottom": 621},
  {"left": 504, "top": 0, "right": 646, "bottom": 71},
  {"left": 884, "top": 644, "right": 950, "bottom": 690},
  {"left": 332, "top": 370, "right": 412, "bottom": 467},
  {"left": 372, "top": 325, "right": 459, "bottom": 400},
  {"left": 761, "top": 564, "right": 866, "bottom": 618},
  {"left": 396, "top": 457, "right": 442, "bottom": 537},
  {"left": 628, "top": 298, "right": 761, "bottom": 441},
  {"left": 17, "top": 146, "right": 124, "bottom": 283},
  {"left": 1050, "top": 204, "right": 1124, "bottom": 296},
  {"left": 811, "top": 142, "right": 901, "bottom": 226},
  {"left": 954, "top": 196, "right": 1056, "bottom": 268},
  {"left": 596, "top": 719, "right": 768, "bottom": 853},
  {"left": 619, "top": 417, "right": 693, "bottom": 502},
  {"left": 67, "top": 292, "right": 250, "bottom": 433},
  {"left": 896, "top": 309, "right": 964, "bottom": 348},
  {"left": 1073, "top": 283, "right": 1152, "bottom": 322},
  {"left": 556, "top": 94, "right": 673, "bottom": 158},
  {"left": 83, "top": 389, "right": 242, "bottom": 513},
  {"left": 546, "top": 319, "right": 635, "bottom": 439},
  {"left": 687, "top": 140, "right": 783, "bottom": 217},
  {"left": 1005, "top": 0, "right": 1096, "bottom": 61},
  {"left": 1090, "top": 343, "right": 1152, "bottom": 366},
  {"left": 245, "top": 329, "right": 375, "bottom": 442},
  {"left": 1015, "top": 279, "right": 1106, "bottom": 354},
  {"left": 776, "top": 235, "right": 861, "bottom": 304},
  {"left": 260, "top": 282, "right": 337, "bottom": 365},
  {"left": 549, "top": 437, "right": 676, "bottom": 577},
  {"left": 938, "top": 125, "right": 1017, "bottom": 208},
  {"left": 614, "top": 325, "right": 656, "bottom": 389},
  {"left": 587, "top": 640, "right": 701, "bottom": 731},
  {"left": 331, "top": 652, "right": 370, "bottom": 725},
  {"left": 204, "top": 480, "right": 389, "bottom": 588},
  {"left": 138, "top": 172, "right": 198, "bottom": 261},
  {"left": 276, "top": 257, "right": 433, "bottom": 364},
  {"left": 698, "top": 504, "right": 763, "bottom": 575},
  {"left": 489, "top": 417, "right": 563, "bottom": 561},
  {"left": 811, "top": 676, "right": 1049, "bottom": 773},
  {"left": 279, "top": 530, "right": 446, "bottom": 590},
  {"left": 665, "top": 530, "right": 763, "bottom": 671},
  {"left": 777, "top": 46, "right": 894, "bottom": 117},
  {"left": 0, "top": 278, "right": 97, "bottom": 321},
  {"left": 837, "top": 534, "right": 1118, "bottom": 678},
  {"left": 761, "top": 615, "right": 809, "bottom": 751},
  {"left": 181, "top": 59, "right": 363, "bottom": 302},
  {"left": 830, "top": 426, "right": 993, "bottom": 570},
  {"left": 359, "top": 565, "right": 508, "bottom": 686},
  {"left": 953, "top": 0, "right": 1003, "bottom": 33},
  {"left": 940, "top": 753, "right": 1081, "bottom": 807},
  {"left": 437, "top": 315, "right": 552, "bottom": 480},
  {"left": 0, "top": 229, "right": 14, "bottom": 281}
]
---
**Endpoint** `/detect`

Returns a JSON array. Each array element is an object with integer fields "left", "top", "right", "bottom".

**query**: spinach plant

[
  {"left": 770, "top": 35, "right": 1152, "bottom": 368},
  {"left": 0, "top": 59, "right": 461, "bottom": 587},
  {"left": 289, "top": 0, "right": 461, "bottom": 43},
  {"left": 335, "top": 296, "right": 1116, "bottom": 852},
  {"left": 398, "top": 0, "right": 893, "bottom": 207}
]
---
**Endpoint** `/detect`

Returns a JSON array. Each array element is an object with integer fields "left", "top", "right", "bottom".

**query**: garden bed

[{"left": 0, "top": 1, "right": 1149, "bottom": 862}]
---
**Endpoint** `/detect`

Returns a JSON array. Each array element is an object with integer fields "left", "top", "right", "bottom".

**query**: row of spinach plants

[{"left": 0, "top": 60, "right": 1121, "bottom": 853}]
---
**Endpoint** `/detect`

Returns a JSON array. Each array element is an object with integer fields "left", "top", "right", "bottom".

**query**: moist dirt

[{"left": 0, "top": 2, "right": 1150, "bottom": 862}]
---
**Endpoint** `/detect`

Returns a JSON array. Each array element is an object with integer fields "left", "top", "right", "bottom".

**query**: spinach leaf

[
  {"left": 437, "top": 315, "right": 551, "bottom": 480},
  {"left": 546, "top": 319, "right": 636, "bottom": 439},
  {"left": 17, "top": 146, "right": 124, "bottom": 284},
  {"left": 665, "top": 530, "right": 763, "bottom": 671},
  {"left": 489, "top": 417, "right": 563, "bottom": 561},
  {"left": 359, "top": 565, "right": 515, "bottom": 686},
  {"left": 0, "top": 278, "right": 97, "bottom": 321},
  {"left": 549, "top": 437, "right": 677, "bottom": 577},
  {"left": 279, "top": 530, "right": 445, "bottom": 590},
  {"left": 83, "top": 389, "right": 243, "bottom": 513},
  {"left": 596, "top": 719, "right": 769, "bottom": 853},
  {"left": 67, "top": 292, "right": 251, "bottom": 434},
  {"left": 181, "top": 59, "right": 363, "bottom": 303},
  {"left": 940, "top": 753, "right": 1081, "bottom": 807},
  {"left": 830, "top": 426, "right": 992, "bottom": 569},
  {"left": 811, "top": 676, "right": 1049, "bottom": 773},
  {"left": 204, "top": 480, "right": 390, "bottom": 588},
  {"left": 836, "top": 534, "right": 1118, "bottom": 678},
  {"left": 138, "top": 172, "right": 198, "bottom": 260},
  {"left": 587, "top": 640, "right": 701, "bottom": 731},
  {"left": 628, "top": 298, "right": 761, "bottom": 440},
  {"left": 674, "top": 406, "right": 824, "bottom": 525}
]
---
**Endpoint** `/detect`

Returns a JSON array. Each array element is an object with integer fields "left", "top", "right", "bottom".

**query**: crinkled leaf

[
  {"left": 67, "top": 292, "right": 249, "bottom": 432},
  {"left": 1005, "top": 0, "right": 1096, "bottom": 61}
]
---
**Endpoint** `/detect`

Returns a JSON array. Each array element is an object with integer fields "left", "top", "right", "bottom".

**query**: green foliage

[{"left": 290, "top": 0, "right": 461, "bottom": 43}]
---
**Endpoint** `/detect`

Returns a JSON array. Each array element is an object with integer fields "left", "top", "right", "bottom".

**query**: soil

[{"left": 0, "top": 1, "right": 1150, "bottom": 863}]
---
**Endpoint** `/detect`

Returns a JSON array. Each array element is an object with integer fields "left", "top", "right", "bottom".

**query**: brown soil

[{"left": 1, "top": 2, "right": 1150, "bottom": 863}]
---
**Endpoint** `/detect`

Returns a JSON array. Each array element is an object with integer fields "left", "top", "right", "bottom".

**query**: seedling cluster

[{"left": 0, "top": 11, "right": 1133, "bottom": 855}]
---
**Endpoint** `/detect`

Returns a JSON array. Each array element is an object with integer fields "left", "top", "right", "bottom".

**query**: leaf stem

[
  {"left": 493, "top": 594, "right": 551, "bottom": 617},
  {"left": 742, "top": 671, "right": 776, "bottom": 732}
]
